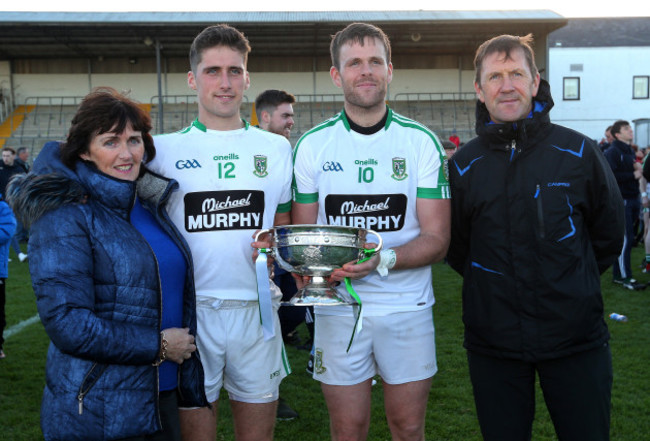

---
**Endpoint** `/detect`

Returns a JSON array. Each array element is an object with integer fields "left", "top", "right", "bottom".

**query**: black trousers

[
  {"left": 117, "top": 390, "right": 181, "bottom": 441},
  {"left": 467, "top": 344, "right": 612, "bottom": 441},
  {"left": 0, "top": 278, "right": 5, "bottom": 350}
]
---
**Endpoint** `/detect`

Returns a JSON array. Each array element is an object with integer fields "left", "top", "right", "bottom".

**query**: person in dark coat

[
  {"left": 603, "top": 120, "right": 645, "bottom": 289},
  {"left": 0, "top": 195, "right": 16, "bottom": 360},
  {"left": 448, "top": 34, "right": 624, "bottom": 441},
  {"left": 6, "top": 88, "right": 207, "bottom": 441}
]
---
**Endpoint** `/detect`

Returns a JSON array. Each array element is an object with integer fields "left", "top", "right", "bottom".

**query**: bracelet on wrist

[{"left": 152, "top": 331, "right": 168, "bottom": 366}]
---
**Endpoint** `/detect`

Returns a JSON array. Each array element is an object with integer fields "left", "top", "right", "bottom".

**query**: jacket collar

[
  {"left": 33, "top": 141, "right": 136, "bottom": 218},
  {"left": 474, "top": 79, "right": 554, "bottom": 150},
  {"left": 610, "top": 139, "right": 632, "bottom": 153},
  {"left": 136, "top": 168, "right": 178, "bottom": 209}
]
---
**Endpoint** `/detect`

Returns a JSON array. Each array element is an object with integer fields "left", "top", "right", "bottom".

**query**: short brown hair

[
  {"left": 611, "top": 120, "right": 631, "bottom": 138},
  {"left": 474, "top": 34, "right": 538, "bottom": 86},
  {"left": 254, "top": 89, "right": 296, "bottom": 120},
  {"left": 189, "top": 24, "right": 251, "bottom": 73},
  {"left": 330, "top": 22, "right": 391, "bottom": 71},
  {"left": 60, "top": 87, "right": 155, "bottom": 171}
]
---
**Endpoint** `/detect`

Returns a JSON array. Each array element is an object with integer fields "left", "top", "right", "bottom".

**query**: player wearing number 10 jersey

[{"left": 291, "top": 22, "right": 451, "bottom": 441}]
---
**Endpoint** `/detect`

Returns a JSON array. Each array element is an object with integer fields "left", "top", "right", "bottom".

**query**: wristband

[
  {"left": 153, "top": 331, "right": 168, "bottom": 366},
  {"left": 376, "top": 249, "right": 396, "bottom": 277}
]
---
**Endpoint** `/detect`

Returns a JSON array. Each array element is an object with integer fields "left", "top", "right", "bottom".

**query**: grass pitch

[{"left": 1, "top": 248, "right": 648, "bottom": 440}]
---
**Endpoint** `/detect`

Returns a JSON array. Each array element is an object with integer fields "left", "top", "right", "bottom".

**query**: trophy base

[{"left": 283, "top": 277, "right": 357, "bottom": 306}]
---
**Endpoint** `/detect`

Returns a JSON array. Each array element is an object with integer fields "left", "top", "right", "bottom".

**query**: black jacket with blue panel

[{"left": 448, "top": 79, "right": 624, "bottom": 362}]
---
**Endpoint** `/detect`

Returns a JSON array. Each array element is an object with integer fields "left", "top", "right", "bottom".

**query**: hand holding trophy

[{"left": 254, "top": 224, "right": 382, "bottom": 306}]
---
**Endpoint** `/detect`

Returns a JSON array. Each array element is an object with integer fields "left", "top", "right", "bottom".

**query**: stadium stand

[{"left": 1, "top": 92, "right": 477, "bottom": 154}]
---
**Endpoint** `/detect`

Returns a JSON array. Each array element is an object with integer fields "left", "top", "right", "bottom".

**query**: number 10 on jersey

[{"left": 358, "top": 167, "right": 374, "bottom": 183}]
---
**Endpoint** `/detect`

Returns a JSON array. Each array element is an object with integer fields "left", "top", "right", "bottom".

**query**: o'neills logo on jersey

[
  {"left": 324, "top": 194, "right": 407, "bottom": 232},
  {"left": 184, "top": 190, "right": 265, "bottom": 232}
]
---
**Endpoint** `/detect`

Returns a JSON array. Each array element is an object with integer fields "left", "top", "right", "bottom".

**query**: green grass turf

[{"left": 1, "top": 247, "right": 648, "bottom": 440}]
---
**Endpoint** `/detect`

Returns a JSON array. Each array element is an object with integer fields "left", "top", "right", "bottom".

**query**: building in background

[{"left": 548, "top": 18, "right": 650, "bottom": 146}]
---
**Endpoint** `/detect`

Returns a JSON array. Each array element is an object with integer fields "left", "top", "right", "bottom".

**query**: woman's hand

[{"left": 161, "top": 327, "right": 196, "bottom": 364}]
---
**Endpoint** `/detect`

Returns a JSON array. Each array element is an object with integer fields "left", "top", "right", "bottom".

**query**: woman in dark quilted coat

[{"left": 7, "top": 88, "right": 207, "bottom": 441}]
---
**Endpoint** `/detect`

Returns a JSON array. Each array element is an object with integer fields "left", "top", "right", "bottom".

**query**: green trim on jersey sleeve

[
  {"left": 294, "top": 192, "right": 319, "bottom": 204},
  {"left": 391, "top": 111, "right": 443, "bottom": 152},
  {"left": 417, "top": 186, "right": 451, "bottom": 199},
  {"left": 277, "top": 200, "right": 292, "bottom": 213},
  {"left": 294, "top": 113, "right": 345, "bottom": 154}
]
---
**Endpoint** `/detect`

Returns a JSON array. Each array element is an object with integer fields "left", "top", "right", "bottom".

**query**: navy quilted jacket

[{"left": 8, "top": 142, "right": 207, "bottom": 441}]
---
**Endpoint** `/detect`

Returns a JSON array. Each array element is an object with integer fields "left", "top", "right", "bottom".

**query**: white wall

[{"left": 549, "top": 46, "right": 650, "bottom": 144}]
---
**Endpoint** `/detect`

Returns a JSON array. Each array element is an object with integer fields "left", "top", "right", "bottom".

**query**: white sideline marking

[{"left": 5, "top": 314, "right": 40, "bottom": 339}]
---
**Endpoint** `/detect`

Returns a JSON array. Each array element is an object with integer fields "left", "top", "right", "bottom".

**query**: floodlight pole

[{"left": 155, "top": 39, "right": 164, "bottom": 133}]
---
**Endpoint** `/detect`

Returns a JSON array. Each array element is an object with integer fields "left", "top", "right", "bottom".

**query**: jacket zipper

[
  {"left": 136, "top": 230, "right": 164, "bottom": 428},
  {"left": 536, "top": 184, "right": 545, "bottom": 239},
  {"left": 77, "top": 363, "right": 107, "bottom": 415}
]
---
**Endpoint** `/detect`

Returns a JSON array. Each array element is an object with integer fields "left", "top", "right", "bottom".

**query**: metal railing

[{"left": 1, "top": 92, "right": 480, "bottom": 155}]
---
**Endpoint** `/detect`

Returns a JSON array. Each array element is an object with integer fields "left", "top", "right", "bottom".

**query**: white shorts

[
  {"left": 195, "top": 298, "right": 290, "bottom": 403},
  {"left": 313, "top": 308, "right": 437, "bottom": 385}
]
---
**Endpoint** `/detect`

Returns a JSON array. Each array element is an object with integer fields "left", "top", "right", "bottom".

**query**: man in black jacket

[
  {"left": 448, "top": 34, "right": 624, "bottom": 441},
  {"left": 604, "top": 120, "right": 645, "bottom": 289}
]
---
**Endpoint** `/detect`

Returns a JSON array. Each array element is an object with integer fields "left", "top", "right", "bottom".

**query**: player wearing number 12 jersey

[{"left": 148, "top": 24, "right": 292, "bottom": 441}]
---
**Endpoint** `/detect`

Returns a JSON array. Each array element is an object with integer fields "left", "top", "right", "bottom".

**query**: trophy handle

[
  {"left": 254, "top": 228, "right": 274, "bottom": 243},
  {"left": 365, "top": 229, "right": 383, "bottom": 254},
  {"left": 254, "top": 228, "right": 276, "bottom": 257}
]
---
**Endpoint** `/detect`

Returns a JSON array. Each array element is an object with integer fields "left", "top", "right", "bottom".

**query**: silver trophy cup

[{"left": 255, "top": 225, "right": 382, "bottom": 306}]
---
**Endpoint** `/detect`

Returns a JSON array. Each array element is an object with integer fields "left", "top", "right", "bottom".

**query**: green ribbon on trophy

[{"left": 343, "top": 248, "right": 377, "bottom": 353}]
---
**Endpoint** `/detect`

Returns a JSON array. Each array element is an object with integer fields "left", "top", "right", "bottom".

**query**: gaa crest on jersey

[
  {"left": 253, "top": 155, "right": 269, "bottom": 177},
  {"left": 391, "top": 157, "right": 408, "bottom": 181},
  {"left": 314, "top": 348, "right": 327, "bottom": 375}
]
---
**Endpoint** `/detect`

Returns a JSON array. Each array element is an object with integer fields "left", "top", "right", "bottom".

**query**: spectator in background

[
  {"left": 599, "top": 125, "right": 614, "bottom": 152},
  {"left": 12, "top": 148, "right": 30, "bottom": 243},
  {"left": 449, "top": 129, "right": 461, "bottom": 148},
  {"left": 255, "top": 88, "right": 303, "bottom": 422},
  {"left": 0, "top": 194, "right": 16, "bottom": 359},
  {"left": 604, "top": 120, "right": 645, "bottom": 290},
  {"left": 442, "top": 140, "right": 458, "bottom": 158},
  {"left": 15, "top": 147, "right": 30, "bottom": 173},
  {"left": 639, "top": 150, "right": 650, "bottom": 273},
  {"left": 0, "top": 148, "right": 27, "bottom": 262},
  {"left": 255, "top": 89, "right": 296, "bottom": 142}
]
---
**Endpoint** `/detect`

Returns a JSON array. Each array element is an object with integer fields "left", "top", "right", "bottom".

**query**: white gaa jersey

[
  {"left": 293, "top": 108, "right": 450, "bottom": 316},
  {"left": 150, "top": 119, "right": 293, "bottom": 301}
]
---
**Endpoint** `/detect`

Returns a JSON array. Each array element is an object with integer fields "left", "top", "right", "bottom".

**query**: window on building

[
  {"left": 563, "top": 77, "right": 580, "bottom": 101},
  {"left": 633, "top": 76, "right": 649, "bottom": 99}
]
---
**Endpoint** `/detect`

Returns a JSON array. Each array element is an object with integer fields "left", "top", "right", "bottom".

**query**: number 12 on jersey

[{"left": 217, "top": 162, "right": 236, "bottom": 179}]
